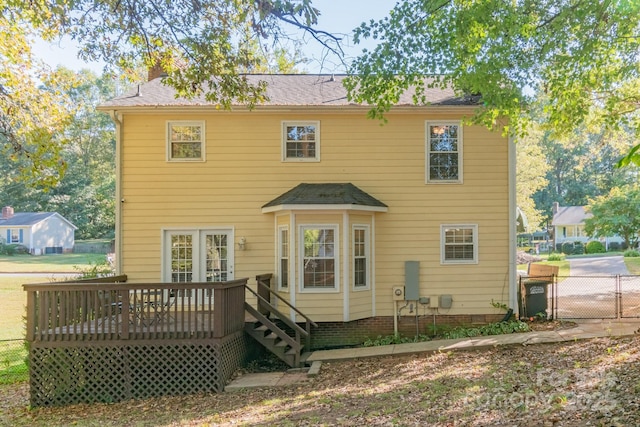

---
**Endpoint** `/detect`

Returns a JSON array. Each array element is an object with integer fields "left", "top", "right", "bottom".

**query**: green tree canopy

[
  {"left": 0, "top": 68, "right": 117, "bottom": 239},
  {"left": 584, "top": 185, "right": 640, "bottom": 249},
  {"left": 346, "top": 0, "right": 640, "bottom": 157},
  {"left": 516, "top": 125, "right": 549, "bottom": 232},
  {"left": 1, "top": 0, "right": 336, "bottom": 184}
]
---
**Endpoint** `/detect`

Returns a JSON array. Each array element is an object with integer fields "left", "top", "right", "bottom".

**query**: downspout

[
  {"left": 508, "top": 134, "right": 518, "bottom": 313},
  {"left": 343, "top": 212, "right": 349, "bottom": 322},
  {"left": 109, "top": 111, "right": 124, "bottom": 275}
]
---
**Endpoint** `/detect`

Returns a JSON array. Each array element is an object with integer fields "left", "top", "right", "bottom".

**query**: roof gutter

[{"left": 96, "top": 104, "right": 481, "bottom": 115}]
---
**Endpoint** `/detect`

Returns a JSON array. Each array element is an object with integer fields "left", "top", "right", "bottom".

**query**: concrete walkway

[{"left": 225, "top": 319, "right": 640, "bottom": 390}]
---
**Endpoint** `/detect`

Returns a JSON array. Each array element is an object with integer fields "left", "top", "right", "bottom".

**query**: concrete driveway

[{"left": 568, "top": 256, "right": 630, "bottom": 276}]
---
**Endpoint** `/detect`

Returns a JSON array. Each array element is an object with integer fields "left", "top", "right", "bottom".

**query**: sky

[{"left": 33, "top": 0, "right": 397, "bottom": 75}]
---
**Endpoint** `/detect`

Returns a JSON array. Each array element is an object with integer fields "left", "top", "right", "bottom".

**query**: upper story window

[
  {"left": 167, "top": 121, "right": 205, "bottom": 161},
  {"left": 282, "top": 121, "right": 320, "bottom": 162},
  {"left": 426, "top": 121, "right": 462, "bottom": 183},
  {"left": 301, "top": 225, "right": 337, "bottom": 291},
  {"left": 441, "top": 224, "right": 478, "bottom": 264}
]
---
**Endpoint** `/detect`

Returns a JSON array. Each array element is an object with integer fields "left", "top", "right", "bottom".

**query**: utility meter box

[
  {"left": 439, "top": 294, "right": 453, "bottom": 309},
  {"left": 392, "top": 286, "right": 405, "bottom": 301},
  {"left": 429, "top": 296, "right": 439, "bottom": 309},
  {"left": 404, "top": 261, "right": 420, "bottom": 300}
]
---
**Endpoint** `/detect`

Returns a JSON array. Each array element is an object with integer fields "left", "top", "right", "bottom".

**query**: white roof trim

[{"left": 262, "top": 204, "right": 388, "bottom": 214}]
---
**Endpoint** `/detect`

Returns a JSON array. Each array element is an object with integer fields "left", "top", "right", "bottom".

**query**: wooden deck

[
  {"left": 24, "top": 275, "right": 259, "bottom": 406},
  {"left": 24, "top": 277, "right": 248, "bottom": 344}
]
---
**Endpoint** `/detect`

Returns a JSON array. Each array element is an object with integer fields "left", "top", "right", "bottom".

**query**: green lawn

[
  {"left": 0, "top": 253, "right": 108, "bottom": 340},
  {"left": 0, "top": 253, "right": 106, "bottom": 273},
  {"left": 625, "top": 256, "right": 640, "bottom": 275},
  {"left": 0, "top": 253, "right": 110, "bottom": 385}
]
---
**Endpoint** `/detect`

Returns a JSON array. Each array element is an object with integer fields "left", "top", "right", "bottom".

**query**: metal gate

[{"left": 550, "top": 275, "right": 640, "bottom": 319}]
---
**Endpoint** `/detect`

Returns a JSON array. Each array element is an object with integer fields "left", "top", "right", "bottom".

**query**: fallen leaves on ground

[{"left": 2, "top": 336, "right": 639, "bottom": 426}]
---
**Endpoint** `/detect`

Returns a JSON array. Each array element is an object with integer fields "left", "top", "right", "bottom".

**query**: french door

[{"left": 164, "top": 229, "right": 235, "bottom": 283}]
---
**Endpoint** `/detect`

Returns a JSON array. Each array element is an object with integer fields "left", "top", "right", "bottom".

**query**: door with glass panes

[{"left": 164, "top": 230, "right": 234, "bottom": 301}]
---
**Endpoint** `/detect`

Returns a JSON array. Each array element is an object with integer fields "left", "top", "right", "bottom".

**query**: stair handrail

[
  {"left": 244, "top": 303, "right": 301, "bottom": 349},
  {"left": 254, "top": 273, "right": 318, "bottom": 350},
  {"left": 255, "top": 274, "right": 318, "bottom": 328},
  {"left": 245, "top": 285, "right": 308, "bottom": 339}
]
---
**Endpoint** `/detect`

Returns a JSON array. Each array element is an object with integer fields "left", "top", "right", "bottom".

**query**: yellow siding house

[{"left": 99, "top": 74, "right": 517, "bottom": 347}]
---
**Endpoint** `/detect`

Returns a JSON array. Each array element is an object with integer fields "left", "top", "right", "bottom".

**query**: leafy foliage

[
  {"left": 0, "top": 7, "right": 76, "bottom": 187},
  {"left": 1, "top": 0, "right": 337, "bottom": 184},
  {"left": 547, "top": 252, "right": 565, "bottom": 261},
  {"left": 440, "top": 321, "right": 530, "bottom": 340},
  {"left": 585, "top": 240, "right": 606, "bottom": 254},
  {"left": 0, "top": 69, "right": 116, "bottom": 238},
  {"left": 346, "top": 0, "right": 640, "bottom": 156},
  {"left": 516, "top": 126, "right": 549, "bottom": 231},
  {"left": 363, "top": 321, "right": 530, "bottom": 346},
  {"left": 50, "top": 0, "right": 333, "bottom": 107},
  {"left": 73, "top": 259, "right": 115, "bottom": 279},
  {"left": 363, "top": 334, "right": 430, "bottom": 347},
  {"left": 561, "top": 242, "right": 579, "bottom": 255},
  {"left": 624, "top": 249, "right": 640, "bottom": 258},
  {"left": 584, "top": 185, "right": 640, "bottom": 249},
  {"left": 532, "top": 125, "right": 638, "bottom": 220}
]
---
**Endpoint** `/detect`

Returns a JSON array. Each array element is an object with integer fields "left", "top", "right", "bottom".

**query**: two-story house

[{"left": 98, "top": 73, "right": 517, "bottom": 348}]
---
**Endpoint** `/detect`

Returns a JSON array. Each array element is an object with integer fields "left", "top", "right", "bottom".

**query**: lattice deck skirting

[{"left": 29, "top": 331, "right": 250, "bottom": 407}]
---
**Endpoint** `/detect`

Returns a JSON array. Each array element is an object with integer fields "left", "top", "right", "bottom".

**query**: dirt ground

[{"left": 2, "top": 331, "right": 639, "bottom": 427}]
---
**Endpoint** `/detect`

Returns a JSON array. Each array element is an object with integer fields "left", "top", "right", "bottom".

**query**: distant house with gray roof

[
  {"left": 0, "top": 206, "right": 77, "bottom": 255},
  {"left": 551, "top": 202, "right": 624, "bottom": 250}
]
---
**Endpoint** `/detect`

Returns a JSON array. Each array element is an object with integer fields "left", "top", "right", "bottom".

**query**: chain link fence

[
  {"left": 551, "top": 275, "right": 640, "bottom": 319},
  {"left": 0, "top": 339, "right": 28, "bottom": 384}
]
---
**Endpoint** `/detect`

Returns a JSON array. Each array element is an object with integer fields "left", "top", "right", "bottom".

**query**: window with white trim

[
  {"left": 353, "top": 225, "right": 369, "bottom": 289},
  {"left": 10, "top": 229, "right": 21, "bottom": 243},
  {"left": 167, "top": 121, "right": 205, "bottom": 161},
  {"left": 278, "top": 226, "right": 289, "bottom": 289},
  {"left": 282, "top": 121, "right": 319, "bottom": 161},
  {"left": 441, "top": 224, "right": 478, "bottom": 264},
  {"left": 426, "top": 122, "right": 462, "bottom": 183},
  {"left": 301, "top": 226, "right": 337, "bottom": 290}
]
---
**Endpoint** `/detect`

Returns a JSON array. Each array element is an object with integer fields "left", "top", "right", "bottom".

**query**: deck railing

[{"left": 24, "top": 276, "right": 249, "bottom": 343}]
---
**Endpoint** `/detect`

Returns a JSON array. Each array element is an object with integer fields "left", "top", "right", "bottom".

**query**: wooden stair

[
  {"left": 244, "top": 308, "right": 302, "bottom": 368},
  {"left": 244, "top": 275, "right": 317, "bottom": 368}
]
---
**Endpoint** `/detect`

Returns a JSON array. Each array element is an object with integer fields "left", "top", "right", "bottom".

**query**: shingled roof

[
  {"left": 551, "top": 206, "right": 591, "bottom": 226},
  {"left": 0, "top": 212, "right": 77, "bottom": 229},
  {"left": 99, "top": 74, "right": 478, "bottom": 109},
  {"left": 262, "top": 183, "right": 388, "bottom": 213}
]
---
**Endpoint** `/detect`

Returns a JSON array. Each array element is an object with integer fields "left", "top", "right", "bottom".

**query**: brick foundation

[{"left": 309, "top": 314, "right": 504, "bottom": 349}]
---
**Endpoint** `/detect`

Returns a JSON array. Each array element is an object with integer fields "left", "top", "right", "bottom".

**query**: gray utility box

[{"left": 405, "top": 261, "right": 420, "bottom": 301}]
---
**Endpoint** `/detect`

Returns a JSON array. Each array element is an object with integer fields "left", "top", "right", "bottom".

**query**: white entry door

[{"left": 164, "top": 229, "right": 235, "bottom": 283}]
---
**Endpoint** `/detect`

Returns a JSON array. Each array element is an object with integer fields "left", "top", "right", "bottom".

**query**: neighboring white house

[
  {"left": 0, "top": 206, "right": 77, "bottom": 255},
  {"left": 551, "top": 202, "right": 624, "bottom": 250}
]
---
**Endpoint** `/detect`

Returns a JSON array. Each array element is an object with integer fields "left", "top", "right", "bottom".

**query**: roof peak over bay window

[{"left": 262, "top": 183, "right": 388, "bottom": 213}]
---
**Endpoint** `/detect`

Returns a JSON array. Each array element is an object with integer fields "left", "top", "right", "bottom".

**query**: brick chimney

[
  {"left": 552, "top": 202, "right": 559, "bottom": 215},
  {"left": 2, "top": 206, "right": 14, "bottom": 219},
  {"left": 148, "top": 63, "right": 167, "bottom": 81}
]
